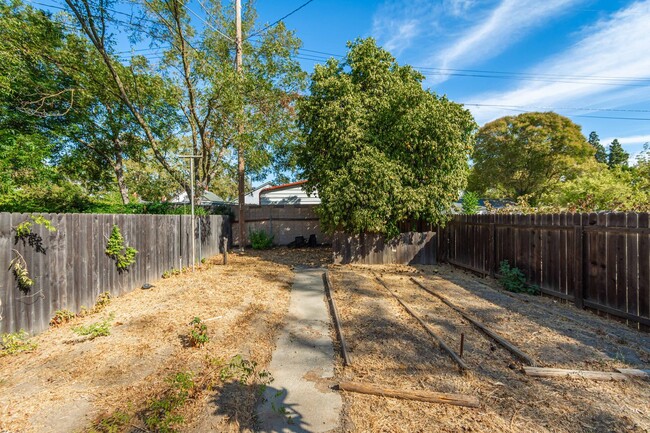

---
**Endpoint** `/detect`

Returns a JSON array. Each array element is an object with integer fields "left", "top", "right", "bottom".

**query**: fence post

[
  {"left": 488, "top": 219, "right": 496, "bottom": 277},
  {"left": 573, "top": 216, "right": 584, "bottom": 309}
]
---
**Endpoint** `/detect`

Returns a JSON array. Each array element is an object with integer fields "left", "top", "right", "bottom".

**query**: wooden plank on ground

[
  {"left": 323, "top": 271, "right": 352, "bottom": 366},
  {"left": 616, "top": 368, "right": 650, "bottom": 378},
  {"left": 524, "top": 366, "right": 627, "bottom": 381},
  {"left": 410, "top": 277, "right": 537, "bottom": 366},
  {"left": 337, "top": 381, "right": 480, "bottom": 408},
  {"left": 374, "top": 276, "right": 469, "bottom": 372}
]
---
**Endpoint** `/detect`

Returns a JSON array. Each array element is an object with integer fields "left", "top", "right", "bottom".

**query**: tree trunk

[{"left": 114, "top": 152, "right": 130, "bottom": 205}]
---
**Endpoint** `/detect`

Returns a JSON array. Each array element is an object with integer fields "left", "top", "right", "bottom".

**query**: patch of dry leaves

[
  {"left": 0, "top": 249, "right": 328, "bottom": 433},
  {"left": 329, "top": 264, "right": 650, "bottom": 433}
]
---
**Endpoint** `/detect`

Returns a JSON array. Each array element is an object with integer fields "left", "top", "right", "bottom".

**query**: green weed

[
  {"left": 50, "top": 309, "right": 76, "bottom": 327},
  {"left": 73, "top": 314, "right": 114, "bottom": 340},
  {"left": 499, "top": 260, "right": 540, "bottom": 295},
  {"left": 144, "top": 372, "right": 194, "bottom": 433},
  {"left": 1, "top": 330, "right": 37, "bottom": 356},
  {"left": 188, "top": 317, "right": 209, "bottom": 347}
]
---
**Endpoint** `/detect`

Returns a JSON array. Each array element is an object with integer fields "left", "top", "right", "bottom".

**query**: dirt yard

[
  {"left": 2, "top": 248, "right": 648, "bottom": 433},
  {"left": 329, "top": 264, "right": 650, "bottom": 433},
  {"left": 0, "top": 247, "right": 330, "bottom": 433}
]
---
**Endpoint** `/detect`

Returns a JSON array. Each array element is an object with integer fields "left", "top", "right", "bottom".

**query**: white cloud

[
  {"left": 371, "top": 1, "right": 434, "bottom": 55},
  {"left": 600, "top": 135, "right": 650, "bottom": 146},
  {"left": 466, "top": 1, "right": 650, "bottom": 124},
  {"left": 433, "top": 0, "right": 582, "bottom": 77}
]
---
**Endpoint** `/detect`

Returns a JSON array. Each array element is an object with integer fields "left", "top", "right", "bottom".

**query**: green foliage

[
  {"left": 0, "top": 330, "right": 37, "bottom": 356},
  {"left": 249, "top": 229, "right": 274, "bottom": 249},
  {"left": 607, "top": 139, "right": 629, "bottom": 169},
  {"left": 498, "top": 261, "right": 539, "bottom": 295},
  {"left": 461, "top": 191, "right": 480, "bottom": 214},
  {"left": 105, "top": 225, "right": 137, "bottom": 273},
  {"left": 9, "top": 253, "right": 33, "bottom": 294},
  {"left": 144, "top": 372, "right": 194, "bottom": 433},
  {"left": 219, "top": 355, "right": 273, "bottom": 391},
  {"left": 73, "top": 314, "right": 114, "bottom": 339},
  {"left": 50, "top": 309, "right": 76, "bottom": 327},
  {"left": 541, "top": 163, "right": 648, "bottom": 211},
  {"left": 469, "top": 112, "right": 593, "bottom": 205},
  {"left": 298, "top": 38, "right": 476, "bottom": 237},
  {"left": 89, "top": 410, "right": 131, "bottom": 433},
  {"left": 188, "top": 317, "right": 209, "bottom": 347}
]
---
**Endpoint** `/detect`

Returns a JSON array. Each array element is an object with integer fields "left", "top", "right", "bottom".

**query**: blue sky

[
  {"left": 254, "top": 0, "right": 650, "bottom": 162},
  {"left": 36, "top": 0, "right": 650, "bottom": 162}
]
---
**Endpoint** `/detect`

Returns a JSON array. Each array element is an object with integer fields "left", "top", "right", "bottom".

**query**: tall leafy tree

[
  {"left": 607, "top": 138, "right": 629, "bottom": 168},
  {"left": 63, "top": 0, "right": 306, "bottom": 200},
  {"left": 468, "top": 112, "right": 593, "bottom": 204},
  {"left": 588, "top": 131, "right": 607, "bottom": 164},
  {"left": 298, "top": 38, "right": 476, "bottom": 237}
]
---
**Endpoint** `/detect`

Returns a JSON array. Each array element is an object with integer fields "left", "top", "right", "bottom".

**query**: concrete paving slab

[{"left": 257, "top": 267, "right": 342, "bottom": 433}]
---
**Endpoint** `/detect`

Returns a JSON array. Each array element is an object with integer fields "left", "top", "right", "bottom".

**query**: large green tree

[
  {"left": 468, "top": 112, "right": 593, "bottom": 204},
  {"left": 588, "top": 131, "right": 607, "bottom": 164},
  {"left": 64, "top": 0, "right": 306, "bottom": 200},
  {"left": 297, "top": 38, "right": 476, "bottom": 237}
]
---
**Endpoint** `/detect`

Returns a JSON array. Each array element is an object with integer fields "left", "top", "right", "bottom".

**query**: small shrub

[
  {"left": 73, "top": 314, "right": 114, "bottom": 340},
  {"left": 249, "top": 230, "right": 274, "bottom": 250},
  {"left": 89, "top": 410, "right": 131, "bottom": 433},
  {"left": 50, "top": 309, "right": 76, "bottom": 327},
  {"left": 1, "top": 330, "right": 37, "bottom": 355},
  {"left": 188, "top": 317, "right": 209, "bottom": 347},
  {"left": 162, "top": 270, "right": 171, "bottom": 279},
  {"left": 92, "top": 292, "right": 111, "bottom": 313},
  {"left": 144, "top": 372, "right": 194, "bottom": 433},
  {"left": 499, "top": 261, "right": 540, "bottom": 295},
  {"left": 219, "top": 354, "right": 273, "bottom": 391}
]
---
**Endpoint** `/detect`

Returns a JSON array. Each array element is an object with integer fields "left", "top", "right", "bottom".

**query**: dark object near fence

[
  {"left": 141, "top": 283, "right": 154, "bottom": 290},
  {"left": 437, "top": 213, "right": 650, "bottom": 330},
  {"left": 308, "top": 234, "right": 318, "bottom": 247}
]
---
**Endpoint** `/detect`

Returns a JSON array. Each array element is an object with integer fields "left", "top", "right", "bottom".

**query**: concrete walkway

[{"left": 257, "top": 268, "right": 342, "bottom": 433}]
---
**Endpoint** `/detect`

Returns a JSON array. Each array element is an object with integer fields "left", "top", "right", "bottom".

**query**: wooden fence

[
  {"left": 0, "top": 213, "right": 229, "bottom": 334},
  {"left": 438, "top": 213, "right": 650, "bottom": 329},
  {"left": 230, "top": 204, "right": 330, "bottom": 246},
  {"left": 333, "top": 231, "right": 436, "bottom": 265}
]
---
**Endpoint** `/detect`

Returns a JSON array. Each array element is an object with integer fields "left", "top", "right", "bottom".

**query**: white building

[
  {"left": 244, "top": 182, "right": 273, "bottom": 204},
  {"left": 259, "top": 180, "right": 320, "bottom": 205}
]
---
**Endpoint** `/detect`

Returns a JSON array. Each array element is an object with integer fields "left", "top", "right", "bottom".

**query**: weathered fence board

[
  {"left": 333, "top": 231, "right": 436, "bottom": 265},
  {"left": 0, "top": 213, "right": 229, "bottom": 334},
  {"left": 438, "top": 213, "right": 650, "bottom": 329}
]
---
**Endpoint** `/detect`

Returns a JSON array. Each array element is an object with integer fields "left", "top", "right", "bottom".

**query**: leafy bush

[
  {"left": 461, "top": 191, "right": 480, "bottom": 214},
  {"left": 499, "top": 261, "right": 539, "bottom": 295},
  {"left": 89, "top": 410, "right": 131, "bottom": 433},
  {"left": 73, "top": 314, "right": 114, "bottom": 339},
  {"left": 1, "top": 330, "right": 37, "bottom": 355},
  {"left": 144, "top": 372, "right": 194, "bottom": 433},
  {"left": 249, "top": 230, "right": 274, "bottom": 250},
  {"left": 105, "top": 225, "right": 138, "bottom": 273},
  {"left": 92, "top": 292, "right": 111, "bottom": 313},
  {"left": 188, "top": 317, "right": 209, "bottom": 347},
  {"left": 50, "top": 309, "right": 76, "bottom": 327}
]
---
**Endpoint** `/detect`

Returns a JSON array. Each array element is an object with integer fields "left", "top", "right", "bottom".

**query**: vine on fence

[
  {"left": 105, "top": 225, "right": 138, "bottom": 273},
  {"left": 9, "top": 215, "right": 56, "bottom": 293}
]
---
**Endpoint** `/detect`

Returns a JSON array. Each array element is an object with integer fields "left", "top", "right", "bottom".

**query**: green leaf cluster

[
  {"left": 298, "top": 38, "right": 476, "bottom": 237},
  {"left": 249, "top": 229, "right": 274, "bottom": 249},
  {"left": 498, "top": 261, "right": 539, "bottom": 295},
  {"left": 0, "top": 329, "right": 37, "bottom": 355},
  {"left": 461, "top": 191, "right": 480, "bottom": 215},
  {"left": 72, "top": 313, "right": 114, "bottom": 339},
  {"left": 105, "top": 225, "right": 137, "bottom": 272}
]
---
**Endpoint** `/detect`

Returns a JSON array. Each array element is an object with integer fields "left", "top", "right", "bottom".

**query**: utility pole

[
  {"left": 179, "top": 154, "right": 201, "bottom": 271},
  {"left": 235, "top": 0, "right": 246, "bottom": 252}
]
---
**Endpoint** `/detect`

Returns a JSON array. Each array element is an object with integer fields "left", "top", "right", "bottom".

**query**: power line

[
  {"left": 463, "top": 103, "right": 650, "bottom": 113},
  {"left": 246, "top": 0, "right": 315, "bottom": 39},
  {"left": 182, "top": 1, "right": 233, "bottom": 42},
  {"left": 470, "top": 106, "right": 650, "bottom": 121}
]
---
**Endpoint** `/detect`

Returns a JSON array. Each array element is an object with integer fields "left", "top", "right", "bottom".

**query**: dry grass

[
  {"left": 330, "top": 264, "right": 650, "bottom": 433},
  {"left": 0, "top": 249, "right": 330, "bottom": 433}
]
